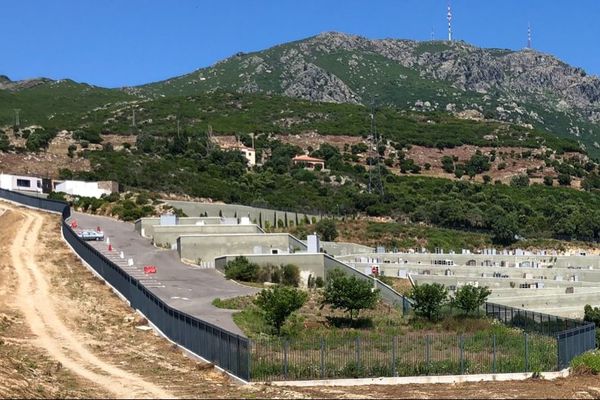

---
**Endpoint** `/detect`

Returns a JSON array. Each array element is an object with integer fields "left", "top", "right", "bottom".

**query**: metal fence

[
  {"left": 485, "top": 302, "right": 596, "bottom": 369},
  {"left": 0, "top": 188, "right": 251, "bottom": 381},
  {"left": 250, "top": 331, "right": 557, "bottom": 381}
]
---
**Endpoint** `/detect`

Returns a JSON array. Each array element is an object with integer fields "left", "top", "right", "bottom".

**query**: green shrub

[
  {"left": 224, "top": 256, "right": 260, "bottom": 282},
  {"left": 254, "top": 286, "right": 308, "bottom": 334},
  {"left": 315, "top": 276, "right": 324, "bottom": 288},
  {"left": 281, "top": 264, "right": 300, "bottom": 287},
  {"left": 322, "top": 268, "right": 379, "bottom": 321},
  {"left": 452, "top": 285, "right": 491, "bottom": 315},
  {"left": 571, "top": 350, "right": 600, "bottom": 374},
  {"left": 316, "top": 218, "right": 338, "bottom": 241},
  {"left": 409, "top": 283, "right": 448, "bottom": 321}
]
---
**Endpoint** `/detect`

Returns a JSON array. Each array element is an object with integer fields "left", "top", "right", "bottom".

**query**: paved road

[{"left": 73, "top": 212, "right": 257, "bottom": 336}]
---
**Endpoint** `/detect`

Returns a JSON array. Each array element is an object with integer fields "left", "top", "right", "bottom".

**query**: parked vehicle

[{"left": 77, "top": 230, "right": 104, "bottom": 241}]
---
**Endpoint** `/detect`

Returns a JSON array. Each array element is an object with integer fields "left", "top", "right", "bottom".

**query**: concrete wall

[
  {"left": 153, "top": 224, "right": 262, "bottom": 247},
  {"left": 165, "top": 200, "right": 322, "bottom": 228},
  {"left": 135, "top": 216, "right": 233, "bottom": 237},
  {"left": 409, "top": 274, "right": 599, "bottom": 289},
  {"left": 338, "top": 253, "right": 600, "bottom": 269},
  {"left": 177, "top": 233, "right": 307, "bottom": 264},
  {"left": 349, "top": 262, "right": 600, "bottom": 284},
  {"left": 320, "top": 241, "right": 375, "bottom": 256}
]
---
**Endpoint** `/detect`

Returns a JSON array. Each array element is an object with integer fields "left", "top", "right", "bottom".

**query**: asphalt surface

[{"left": 73, "top": 212, "right": 257, "bottom": 336}]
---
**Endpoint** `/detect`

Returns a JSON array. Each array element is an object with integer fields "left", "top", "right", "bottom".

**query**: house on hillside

[
  {"left": 0, "top": 173, "right": 46, "bottom": 193},
  {"left": 54, "top": 180, "right": 119, "bottom": 199},
  {"left": 213, "top": 136, "right": 256, "bottom": 166},
  {"left": 292, "top": 155, "right": 325, "bottom": 170}
]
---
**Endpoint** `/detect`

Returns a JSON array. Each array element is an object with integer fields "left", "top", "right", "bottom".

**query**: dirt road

[{"left": 5, "top": 204, "right": 175, "bottom": 399}]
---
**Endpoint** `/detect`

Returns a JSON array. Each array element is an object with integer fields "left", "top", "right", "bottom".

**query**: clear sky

[{"left": 2, "top": 0, "right": 599, "bottom": 88}]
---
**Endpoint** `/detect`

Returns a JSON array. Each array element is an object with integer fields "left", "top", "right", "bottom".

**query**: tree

[
  {"left": 316, "top": 218, "right": 338, "bottom": 241},
  {"left": 224, "top": 256, "right": 259, "bottom": 282},
  {"left": 510, "top": 174, "right": 530, "bottom": 187},
  {"left": 543, "top": 176, "right": 553, "bottom": 186},
  {"left": 483, "top": 175, "right": 492, "bottom": 184},
  {"left": 452, "top": 285, "right": 492, "bottom": 315},
  {"left": 321, "top": 268, "right": 379, "bottom": 321},
  {"left": 492, "top": 213, "right": 519, "bottom": 245},
  {"left": 409, "top": 283, "right": 448, "bottom": 321},
  {"left": 558, "top": 173, "right": 572, "bottom": 186},
  {"left": 281, "top": 264, "right": 300, "bottom": 287},
  {"left": 254, "top": 286, "right": 308, "bottom": 334}
]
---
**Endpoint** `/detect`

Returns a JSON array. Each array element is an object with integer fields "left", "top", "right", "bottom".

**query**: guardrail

[{"left": 0, "top": 188, "right": 251, "bottom": 381}]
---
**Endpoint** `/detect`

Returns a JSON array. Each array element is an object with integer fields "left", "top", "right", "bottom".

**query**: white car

[{"left": 77, "top": 230, "right": 105, "bottom": 241}]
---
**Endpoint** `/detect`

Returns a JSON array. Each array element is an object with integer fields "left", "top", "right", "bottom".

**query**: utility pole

[{"left": 131, "top": 107, "right": 136, "bottom": 128}]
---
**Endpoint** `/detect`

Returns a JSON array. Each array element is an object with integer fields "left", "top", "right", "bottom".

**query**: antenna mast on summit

[
  {"left": 527, "top": 22, "right": 532, "bottom": 49},
  {"left": 447, "top": 0, "right": 452, "bottom": 41}
]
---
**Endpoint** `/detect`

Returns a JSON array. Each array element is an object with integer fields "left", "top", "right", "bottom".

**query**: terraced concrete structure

[{"left": 338, "top": 251, "right": 600, "bottom": 318}]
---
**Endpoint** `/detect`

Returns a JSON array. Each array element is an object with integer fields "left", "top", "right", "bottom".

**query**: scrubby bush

[
  {"left": 316, "top": 218, "right": 338, "bottom": 241},
  {"left": 224, "top": 256, "right": 260, "bottom": 282},
  {"left": 254, "top": 286, "right": 308, "bottom": 334},
  {"left": 322, "top": 268, "right": 379, "bottom": 321},
  {"left": 281, "top": 264, "right": 300, "bottom": 287},
  {"left": 409, "top": 283, "right": 448, "bottom": 321},
  {"left": 571, "top": 350, "right": 600, "bottom": 374},
  {"left": 452, "top": 285, "right": 491, "bottom": 315}
]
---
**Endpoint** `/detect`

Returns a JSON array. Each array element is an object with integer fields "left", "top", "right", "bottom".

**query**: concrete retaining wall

[
  {"left": 153, "top": 224, "right": 262, "bottom": 247},
  {"left": 177, "top": 233, "right": 307, "bottom": 263},
  {"left": 339, "top": 253, "right": 600, "bottom": 269},
  {"left": 134, "top": 216, "right": 224, "bottom": 237},
  {"left": 165, "top": 200, "right": 322, "bottom": 227},
  {"left": 320, "top": 241, "right": 375, "bottom": 256}
]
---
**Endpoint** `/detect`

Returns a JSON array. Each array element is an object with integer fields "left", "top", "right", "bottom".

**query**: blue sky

[{"left": 2, "top": 0, "right": 599, "bottom": 88}]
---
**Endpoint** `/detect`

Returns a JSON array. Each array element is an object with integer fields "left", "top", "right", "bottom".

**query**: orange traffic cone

[{"left": 108, "top": 243, "right": 113, "bottom": 251}]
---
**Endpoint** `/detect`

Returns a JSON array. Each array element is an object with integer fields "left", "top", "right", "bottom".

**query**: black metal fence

[
  {"left": 0, "top": 188, "right": 251, "bottom": 381},
  {"left": 485, "top": 302, "right": 596, "bottom": 369},
  {"left": 250, "top": 331, "right": 558, "bottom": 381}
]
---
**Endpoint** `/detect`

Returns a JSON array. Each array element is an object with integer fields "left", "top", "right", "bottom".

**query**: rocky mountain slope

[{"left": 137, "top": 32, "right": 600, "bottom": 155}]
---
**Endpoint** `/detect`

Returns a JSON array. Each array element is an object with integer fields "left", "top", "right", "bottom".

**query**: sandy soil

[{"left": 2, "top": 201, "right": 600, "bottom": 399}]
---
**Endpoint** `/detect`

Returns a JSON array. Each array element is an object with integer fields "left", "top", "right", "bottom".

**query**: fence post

[
  {"left": 426, "top": 335, "right": 431, "bottom": 374},
  {"left": 320, "top": 337, "right": 325, "bottom": 379},
  {"left": 524, "top": 333, "right": 529, "bottom": 372},
  {"left": 460, "top": 335, "right": 465, "bottom": 374},
  {"left": 493, "top": 334, "right": 497, "bottom": 374},
  {"left": 284, "top": 339, "right": 289, "bottom": 380},
  {"left": 247, "top": 340, "right": 252, "bottom": 381},
  {"left": 355, "top": 337, "right": 361, "bottom": 370},
  {"left": 392, "top": 336, "right": 398, "bottom": 377}
]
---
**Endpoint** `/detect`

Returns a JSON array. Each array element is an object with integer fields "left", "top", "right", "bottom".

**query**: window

[
  {"left": 37, "top": 181, "right": 41, "bottom": 188},
  {"left": 16, "top": 179, "right": 31, "bottom": 188}
]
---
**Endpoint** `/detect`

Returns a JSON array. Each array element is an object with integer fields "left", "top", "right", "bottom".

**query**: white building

[
  {"left": 0, "top": 173, "right": 43, "bottom": 193},
  {"left": 54, "top": 180, "right": 118, "bottom": 199},
  {"left": 237, "top": 146, "right": 256, "bottom": 167}
]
